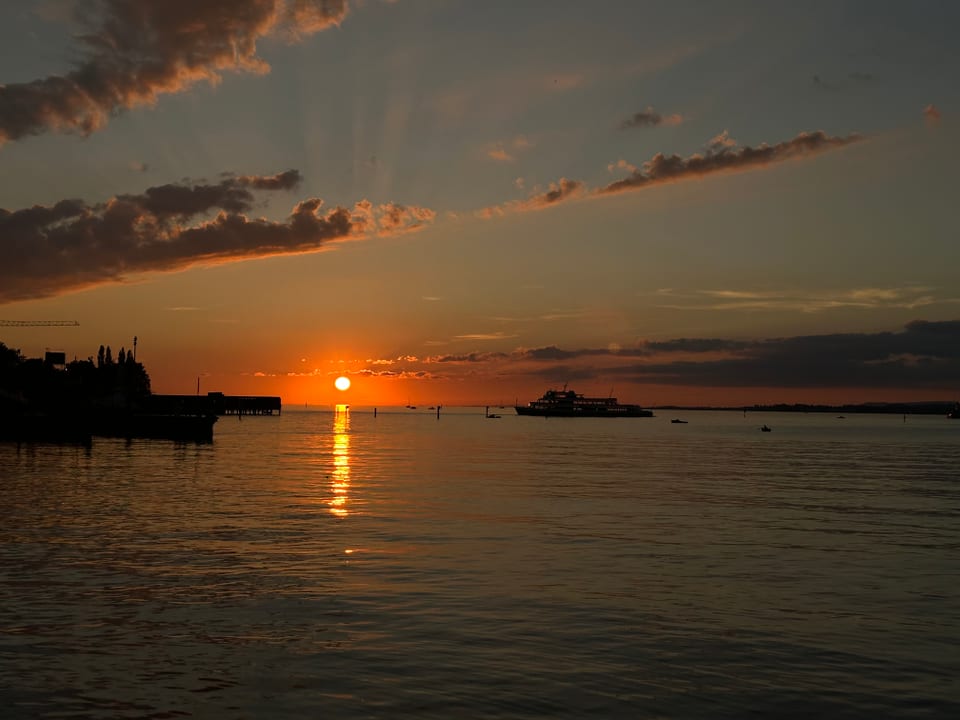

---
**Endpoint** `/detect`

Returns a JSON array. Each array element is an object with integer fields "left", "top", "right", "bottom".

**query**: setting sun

[{"left": 334, "top": 376, "right": 351, "bottom": 391}]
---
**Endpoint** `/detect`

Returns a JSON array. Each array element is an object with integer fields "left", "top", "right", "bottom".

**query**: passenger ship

[{"left": 515, "top": 387, "right": 654, "bottom": 417}]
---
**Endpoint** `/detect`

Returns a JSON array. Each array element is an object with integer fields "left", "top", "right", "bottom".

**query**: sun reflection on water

[{"left": 330, "top": 404, "right": 350, "bottom": 517}]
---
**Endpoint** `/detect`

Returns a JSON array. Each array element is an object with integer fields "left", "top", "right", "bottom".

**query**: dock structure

[
  {"left": 208, "top": 392, "right": 281, "bottom": 416},
  {"left": 147, "top": 392, "right": 281, "bottom": 417}
]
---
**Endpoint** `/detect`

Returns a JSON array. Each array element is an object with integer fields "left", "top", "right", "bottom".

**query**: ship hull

[
  {"left": 515, "top": 387, "right": 654, "bottom": 418},
  {"left": 515, "top": 406, "right": 653, "bottom": 418}
]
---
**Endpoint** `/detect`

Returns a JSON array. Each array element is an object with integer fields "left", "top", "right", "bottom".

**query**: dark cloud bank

[
  {"left": 0, "top": 171, "right": 434, "bottom": 302},
  {"left": 514, "top": 321, "right": 960, "bottom": 390}
]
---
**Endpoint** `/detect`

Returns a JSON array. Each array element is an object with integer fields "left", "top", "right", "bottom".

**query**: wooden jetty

[
  {"left": 147, "top": 392, "right": 281, "bottom": 417},
  {"left": 208, "top": 392, "right": 281, "bottom": 416}
]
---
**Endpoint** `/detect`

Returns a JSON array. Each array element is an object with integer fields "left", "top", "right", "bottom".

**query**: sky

[{"left": 2, "top": 0, "right": 959, "bottom": 407}]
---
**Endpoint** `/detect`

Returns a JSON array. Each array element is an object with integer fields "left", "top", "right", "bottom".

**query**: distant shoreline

[
  {"left": 650, "top": 401, "right": 957, "bottom": 415},
  {"left": 291, "top": 401, "right": 958, "bottom": 416}
]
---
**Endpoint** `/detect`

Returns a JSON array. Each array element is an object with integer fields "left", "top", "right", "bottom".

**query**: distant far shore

[
  {"left": 291, "top": 401, "right": 958, "bottom": 416},
  {"left": 651, "top": 401, "right": 958, "bottom": 415}
]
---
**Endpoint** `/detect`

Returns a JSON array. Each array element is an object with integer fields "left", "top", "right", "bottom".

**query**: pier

[
  {"left": 148, "top": 392, "right": 282, "bottom": 416},
  {"left": 208, "top": 392, "right": 281, "bottom": 416}
]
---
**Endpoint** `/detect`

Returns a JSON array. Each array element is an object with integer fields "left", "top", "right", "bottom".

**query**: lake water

[{"left": 2, "top": 408, "right": 958, "bottom": 718}]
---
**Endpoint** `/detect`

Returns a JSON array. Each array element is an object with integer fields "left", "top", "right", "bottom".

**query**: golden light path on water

[{"left": 330, "top": 404, "right": 350, "bottom": 517}]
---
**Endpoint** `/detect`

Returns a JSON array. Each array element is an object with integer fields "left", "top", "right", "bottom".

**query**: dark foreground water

[{"left": 2, "top": 408, "right": 958, "bottom": 719}]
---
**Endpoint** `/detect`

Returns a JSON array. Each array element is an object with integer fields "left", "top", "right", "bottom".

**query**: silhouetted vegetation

[{"left": 0, "top": 340, "right": 151, "bottom": 412}]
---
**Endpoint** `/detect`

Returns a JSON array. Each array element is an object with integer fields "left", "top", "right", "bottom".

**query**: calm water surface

[{"left": 2, "top": 409, "right": 958, "bottom": 718}]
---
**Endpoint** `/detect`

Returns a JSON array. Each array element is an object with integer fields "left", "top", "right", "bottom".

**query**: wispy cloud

[
  {"left": 620, "top": 106, "right": 684, "bottom": 129},
  {"left": 454, "top": 332, "right": 519, "bottom": 341},
  {"left": 489, "top": 309, "right": 598, "bottom": 324},
  {"left": 0, "top": 170, "right": 434, "bottom": 303},
  {"left": 652, "top": 286, "right": 953, "bottom": 313},
  {"left": 607, "top": 159, "right": 638, "bottom": 174},
  {"left": 423, "top": 351, "right": 510, "bottom": 364},
  {"left": 475, "top": 130, "right": 861, "bottom": 217},
  {"left": 0, "top": 0, "right": 351, "bottom": 146},
  {"left": 476, "top": 178, "right": 585, "bottom": 218},
  {"left": 599, "top": 130, "right": 862, "bottom": 195},
  {"left": 485, "top": 135, "right": 533, "bottom": 163}
]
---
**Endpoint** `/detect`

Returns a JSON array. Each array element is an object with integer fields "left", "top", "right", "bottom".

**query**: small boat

[
  {"left": 760, "top": 425, "right": 772, "bottom": 432},
  {"left": 948, "top": 403, "right": 960, "bottom": 419},
  {"left": 671, "top": 418, "right": 688, "bottom": 424},
  {"left": 515, "top": 386, "right": 653, "bottom": 418}
]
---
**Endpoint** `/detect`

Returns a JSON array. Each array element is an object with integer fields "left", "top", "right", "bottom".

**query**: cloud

[
  {"left": 599, "top": 130, "right": 862, "bottom": 195},
  {"left": 355, "top": 368, "right": 438, "bottom": 380},
  {"left": 607, "top": 158, "right": 638, "bottom": 174},
  {"left": 652, "top": 286, "right": 953, "bottom": 313},
  {"left": 0, "top": 0, "right": 349, "bottom": 146},
  {"left": 353, "top": 200, "right": 435, "bottom": 236},
  {"left": 620, "top": 106, "right": 684, "bottom": 129},
  {"left": 486, "top": 147, "right": 514, "bottom": 162},
  {"left": 642, "top": 338, "right": 750, "bottom": 354},
  {"left": 706, "top": 130, "right": 737, "bottom": 152},
  {"left": 454, "top": 332, "right": 518, "bottom": 341},
  {"left": 519, "top": 346, "right": 603, "bottom": 361},
  {"left": 423, "top": 351, "right": 509, "bottom": 364},
  {"left": 476, "top": 130, "right": 861, "bottom": 217},
  {"left": 485, "top": 135, "right": 534, "bottom": 163},
  {"left": 610, "top": 320, "right": 960, "bottom": 389},
  {"left": 476, "top": 178, "right": 585, "bottom": 218},
  {"left": 347, "top": 321, "right": 960, "bottom": 394},
  {"left": 0, "top": 170, "right": 435, "bottom": 303},
  {"left": 924, "top": 104, "right": 942, "bottom": 125},
  {"left": 430, "top": 321, "right": 960, "bottom": 391}
]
